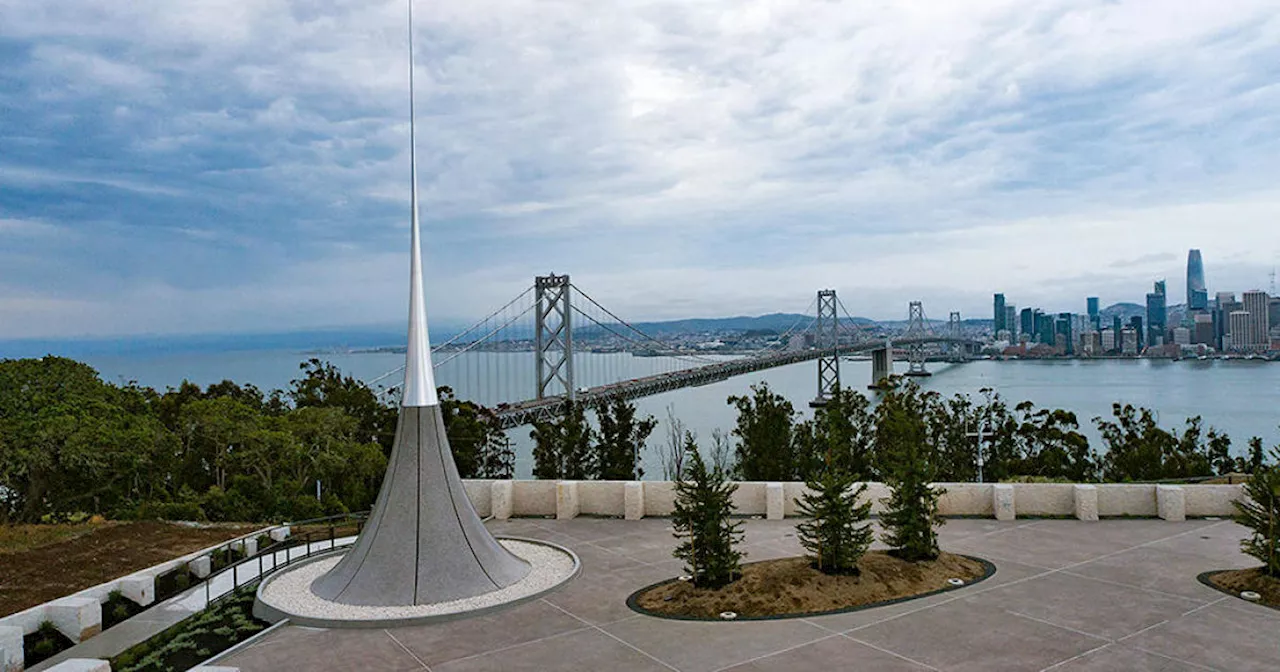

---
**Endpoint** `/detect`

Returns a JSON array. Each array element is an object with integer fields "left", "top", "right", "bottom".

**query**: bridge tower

[
  {"left": 810, "top": 289, "right": 840, "bottom": 407},
  {"left": 948, "top": 311, "right": 966, "bottom": 362},
  {"left": 904, "top": 301, "right": 932, "bottom": 377},
  {"left": 535, "top": 274, "right": 575, "bottom": 401}
]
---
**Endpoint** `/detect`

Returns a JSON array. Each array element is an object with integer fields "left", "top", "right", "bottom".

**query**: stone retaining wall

[{"left": 465, "top": 480, "right": 1243, "bottom": 522}]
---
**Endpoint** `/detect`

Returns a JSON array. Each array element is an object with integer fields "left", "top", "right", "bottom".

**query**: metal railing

[{"left": 196, "top": 512, "right": 369, "bottom": 608}]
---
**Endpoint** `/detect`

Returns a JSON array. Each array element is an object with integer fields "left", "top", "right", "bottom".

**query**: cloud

[{"left": 0, "top": 0, "right": 1279, "bottom": 339}]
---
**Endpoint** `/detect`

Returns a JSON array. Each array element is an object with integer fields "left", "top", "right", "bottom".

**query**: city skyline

[{"left": 2, "top": 1, "right": 1280, "bottom": 339}]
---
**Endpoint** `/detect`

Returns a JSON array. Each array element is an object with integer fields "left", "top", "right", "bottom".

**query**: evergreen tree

[
  {"left": 440, "top": 387, "right": 513, "bottom": 479},
  {"left": 595, "top": 397, "right": 657, "bottom": 480},
  {"left": 672, "top": 433, "right": 744, "bottom": 588},
  {"left": 795, "top": 468, "right": 873, "bottom": 574},
  {"left": 531, "top": 400, "right": 595, "bottom": 480},
  {"left": 806, "top": 385, "right": 877, "bottom": 480},
  {"left": 728, "top": 382, "right": 797, "bottom": 480},
  {"left": 875, "top": 379, "right": 945, "bottom": 561},
  {"left": 1234, "top": 445, "right": 1280, "bottom": 578}
]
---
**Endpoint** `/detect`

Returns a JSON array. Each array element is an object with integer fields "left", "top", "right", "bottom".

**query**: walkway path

[{"left": 218, "top": 517, "right": 1277, "bottom": 671}]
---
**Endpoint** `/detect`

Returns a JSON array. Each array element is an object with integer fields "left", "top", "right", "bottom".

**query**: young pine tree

[
  {"left": 795, "top": 468, "right": 873, "bottom": 574},
  {"left": 1234, "top": 445, "right": 1280, "bottom": 578},
  {"left": 672, "top": 433, "right": 744, "bottom": 588},
  {"left": 876, "top": 379, "right": 946, "bottom": 562}
]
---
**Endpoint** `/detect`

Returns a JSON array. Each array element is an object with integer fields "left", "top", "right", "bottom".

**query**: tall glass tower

[{"left": 1187, "top": 250, "right": 1208, "bottom": 311}]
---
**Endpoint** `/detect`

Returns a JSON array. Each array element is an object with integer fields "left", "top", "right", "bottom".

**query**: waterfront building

[
  {"left": 1146, "top": 280, "right": 1167, "bottom": 347},
  {"left": 1087, "top": 297, "right": 1100, "bottom": 330},
  {"left": 1186, "top": 250, "right": 1208, "bottom": 311},
  {"left": 993, "top": 293, "right": 1006, "bottom": 334},
  {"left": 1020, "top": 308, "right": 1035, "bottom": 339},
  {"left": 1112, "top": 315, "right": 1122, "bottom": 341},
  {"left": 1101, "top": 328, "right": 1116, "bottom": 353},
  {"left": 1036, "top": 310, "right": 1054, "bottom": 345},
  {"left": 1229, "top": 310, "right": 1255, "bottom": 352},
  {"left": 1005, "top": 305, "right": 1018, "bottom": 341},
  {"left": 1121, "top": 327, "right": 1138, "bottom": 355},
  {"left": 1193, "top": 313, "right": 1215, "bottom": 346},
  {"left": 1173, "top": 326, "right": 1191, "bottom": 346},
  {"left": 1056, "top": 312, "right": 1074, "bottom": 355},
  {"left": 1215, "top": 292, "right": 1241, "bottom": 350},
  {"left": 1242, "top": 290, "right": 1270, "bottom": 351},
  {"left": 1129, "top": 316, "right": 1145, "bottom": 350},
  {"left": 1271, "top": 296, "right": 1280, "bottom": 330}
]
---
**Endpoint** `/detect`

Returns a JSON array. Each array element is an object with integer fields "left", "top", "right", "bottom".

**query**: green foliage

[
  {"left": 1095, "top": 405, "right": 1238, "bottom": 481},
  {"left": 1234, "top": 445, "right": 1280, "bottom": 578},
  {"left": 728, "top": 383, "right": 799, "bottom": 480},
  {"left": 440, "top": 387, "right": 514, "bottom": 479},
  {"left": 796, "top": 468, "right": 873, "bottom": 573},
  {"left": 795, "top": 385, "right": 877, "bottom": 481},
  {"left": 875, "top": 379, "right": 945, "bottom": 562},
  {"left": 113, "top": 587, "right": 267, "bottom": 672},
  {"left": 672, "top": 433, "right": 744, "bottom": 588},
  {"left": 595, "top": 397, "right": 658, "bottom": 480},
  {"left": 531, "top": 400, "right": 596, "bottom": 480}
]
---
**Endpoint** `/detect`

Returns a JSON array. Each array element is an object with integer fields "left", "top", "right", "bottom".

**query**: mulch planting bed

[
  {"left": 1200, "top": 568, "right": 1280, "bottom": 610},
  {"left": 0, "top": 521, "right": 259, "bottom": 617},
  {"left": 630, "top": 551, "right": 992, "bottom": 620}
]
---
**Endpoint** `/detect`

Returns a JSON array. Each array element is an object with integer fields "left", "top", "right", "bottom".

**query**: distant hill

[{"left": 1099, "top": 302, "right": 1147, "bottom": 321}]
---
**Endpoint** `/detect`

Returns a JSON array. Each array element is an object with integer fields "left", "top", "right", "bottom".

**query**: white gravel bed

[{"left": 258, "top": 539, "right": 576, "bottom": 622}]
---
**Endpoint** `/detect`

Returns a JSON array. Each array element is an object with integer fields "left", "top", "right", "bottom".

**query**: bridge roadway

[{"left": 492, "top": 336, "right": 982, "bottom": 429}]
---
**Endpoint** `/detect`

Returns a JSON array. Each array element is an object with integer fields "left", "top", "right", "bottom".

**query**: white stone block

[
  {"left": 1157, "top": 485, "right": 1186, "bottom": 522},
  {"left": 642, "top": 481, "right": 677, "bottom": 517},
  {"left": 188, "top": 556, "right": 212, "bottom": 579},
  {"left": 577, "top": 481, "right": 625, "bottom": 516},
  {"left": 765, "top": 483, "right": 785, "bottom": 520},
  {"left": 120, "top": 575, "right": 155, "bottom": 606},
  {"left": 624, "top": 481, "right": 644, "bottom": 520},
  {"left": 44, "top": 660, "right": 110, "bottom": 672},
  {"left": 232, "top": 538, "right": 257, "bottom": 557},
  {"left": 48, "top": 597, "right": 102, "bottom": 643},
  {"left": 993, "top": 484, "right": 1016, "bottom": 521},
  {"left": 491, "top": 480, "right": 514, "bottom": 520},
  {"left": 268, "top": 526, "right": 291, "bottom": 542},
  {"left": 1074, "top": 484, "right": 1099, "bottom": 522},
  {"left": 556, "top": 481, "right": 580, "bottom": 520},
  {"left": 1, "top": 625, "right": 23, "bottom": 672},
  {"left": 512, "top": 480, "right": 558, "bottom": 517}
]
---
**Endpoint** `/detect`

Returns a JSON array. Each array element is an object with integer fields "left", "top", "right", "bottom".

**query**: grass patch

[
  {"left": 0, "top": 522, "right": 109, "bottom": 555},
  {"left": 111, "top": 586, "right": 268, "bottom": 672}
]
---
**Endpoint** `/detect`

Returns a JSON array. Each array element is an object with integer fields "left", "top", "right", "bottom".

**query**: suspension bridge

[{"left": 368, "top": 274, "right": 983, "bottom": 428}]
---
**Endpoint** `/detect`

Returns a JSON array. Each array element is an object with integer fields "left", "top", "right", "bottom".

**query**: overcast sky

[{"left": 2, "top": 0, "right": 1279, "bottom": 339}]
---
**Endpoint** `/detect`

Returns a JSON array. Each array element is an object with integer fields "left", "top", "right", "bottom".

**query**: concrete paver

[{"left": 217, "top": 518, "right": 1278, "bottom": 672}]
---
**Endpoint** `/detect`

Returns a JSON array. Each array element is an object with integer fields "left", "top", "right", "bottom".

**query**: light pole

[{"left": 966, "top": 387, "right": 996, "bottom": 483}]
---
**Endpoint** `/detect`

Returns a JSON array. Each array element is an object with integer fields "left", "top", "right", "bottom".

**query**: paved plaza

[{"left": 222, "top": 517, "right": 1279, "bottom": 671}]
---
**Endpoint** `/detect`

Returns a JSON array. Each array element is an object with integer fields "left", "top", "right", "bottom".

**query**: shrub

[
  {"left": 671, "top": 433, "right": 743, "bottom": 588},
  {"left": 135, "top": 500, "right": 207, "bottom": 522},
  {"left": 796, "top": 469, "right": 873, "bottom": 574},
  {"left": 1234, "top": 446, "right": 1280, "bottom": 578}
]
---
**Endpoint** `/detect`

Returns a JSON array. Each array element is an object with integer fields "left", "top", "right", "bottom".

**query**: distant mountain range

[{"left": 0, "top": 303, "right": 1169, "bottom": 359}]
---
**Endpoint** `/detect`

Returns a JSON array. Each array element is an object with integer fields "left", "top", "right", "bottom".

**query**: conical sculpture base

[{"left": 311, "top": 405, "right": 530, "bottom": 606}]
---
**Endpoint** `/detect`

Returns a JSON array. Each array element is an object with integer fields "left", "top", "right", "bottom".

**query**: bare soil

[
  {"left": 0, "top": 521, "right": 259, "bottom": 617},
  {"left": 1209, "top": 568, "right": 1280, "bottom": 610},
  {"left": 634, "top": 551, "right": 987, "bottom": 619}
]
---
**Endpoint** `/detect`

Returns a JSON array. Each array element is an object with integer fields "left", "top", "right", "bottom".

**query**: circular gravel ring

[
  {"left": 1196, "top": 570, "right": 1279, "bottom": 612},
  {"left": 254, "top": 536, "right": 580, "bottom": 628},
  {"left": 626, "top": 554, "right": 996, "bottom": 622}
]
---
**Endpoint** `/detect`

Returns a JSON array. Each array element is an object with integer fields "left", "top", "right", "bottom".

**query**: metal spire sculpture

[{"left": 311, "top": 0, "right": 530, "bottom": 606}]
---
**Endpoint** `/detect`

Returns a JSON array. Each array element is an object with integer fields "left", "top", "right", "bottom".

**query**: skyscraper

[
  {"left": 1021, "top": 308, "right": 1034, "bottom": 340},
  {"left": 994, "top": 293, "right": 1006, "bottom": 334},
  {"left": 1242, "top": 290, "right": 1270, "bottom": 351},
  {"left": 1087, "top": 297, "right": 1100, "bottom": 330},
  {"left": 1186, "top": 250, "right": 1208, "bottom": 311},
  {"left": 1005, "top": 305, "right": 1018, "bottom": 340},
  {"left": 1146, "top": 280, "right": 1166, "bottom": 346},
  {"left": 1215, "top": 292, "right": 1240, "bottom": 350}
]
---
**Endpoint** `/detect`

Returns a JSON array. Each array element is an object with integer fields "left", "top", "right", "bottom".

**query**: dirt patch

[
  {"left": 1207, "top": 568, "right": 1280, "bottom": 610},
  {"left": 0, "top": 521, "right": 259, "bottom": 617},
  {"left": 632, "top": 551, "right": 988, "bottom": 620}
]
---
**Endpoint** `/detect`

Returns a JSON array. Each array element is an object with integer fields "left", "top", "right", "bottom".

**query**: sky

[{"left": 1, "top": 0, "right": 1279, "bottom": 340}]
